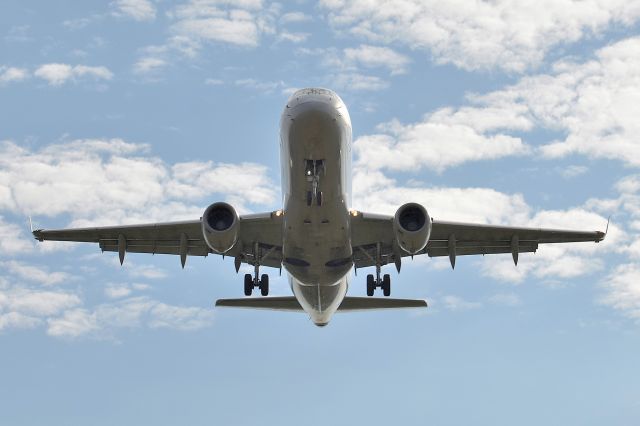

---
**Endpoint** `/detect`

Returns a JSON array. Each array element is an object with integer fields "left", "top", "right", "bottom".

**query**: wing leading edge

[
  {"left": 33, "top": 212, "right": 283, "bottom": 269},
  {"left": 351, "top": 212, "right": 606, "bottom": 270}
]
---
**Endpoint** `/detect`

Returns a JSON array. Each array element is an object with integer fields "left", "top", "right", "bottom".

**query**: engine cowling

[
  {"left": 202, "top": 202, "right": 239, "bottom": 254},
  {"left": 393, "top": 203, "right": 431, "bottom": 254}
]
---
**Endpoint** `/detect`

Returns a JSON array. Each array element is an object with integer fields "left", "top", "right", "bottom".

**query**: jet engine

[
  {"left": 393, "top": 203, "right": 431, "bottom": 255},
  {"left": 202, "top": 202, "right": 239, "bottom": 254}
]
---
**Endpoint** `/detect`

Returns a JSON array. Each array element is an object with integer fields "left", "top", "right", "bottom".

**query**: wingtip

[
  {"left": 598, "top": 216, "right": 611, "bottom": 242},
  {"left": 32, "top": 229, "right": 44, "bottom": 242}
]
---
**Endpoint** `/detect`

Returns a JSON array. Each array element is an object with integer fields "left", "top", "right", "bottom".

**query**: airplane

[{"left": 33, "top": 88, "right": 607, "bottom": 327}]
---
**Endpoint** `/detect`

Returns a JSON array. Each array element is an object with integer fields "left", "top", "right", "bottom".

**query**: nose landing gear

[{"left": 305, "top": 159, "right": 324, "bottom": 206}]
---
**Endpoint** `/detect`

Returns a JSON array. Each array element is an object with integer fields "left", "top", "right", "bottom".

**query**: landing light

[
  {"left": 274, "top": 210, "right": 284, "bottom": 217},
  {"left": 350, "top": 209, "right": 359, "bottom": 217}
]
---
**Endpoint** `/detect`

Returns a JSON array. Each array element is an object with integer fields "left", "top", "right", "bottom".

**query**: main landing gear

[
  {"left": 366, "top": 242, "right": 391, "bottom": 296},
  {"left": 244, "top": 273, "right": 269, "bottom": 296},
  {"left": 243, "top": 241, "right": 270, "bottom": 296}
]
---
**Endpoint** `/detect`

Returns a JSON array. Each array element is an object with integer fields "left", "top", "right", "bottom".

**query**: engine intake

[
  {"left": 202, "top": 202, "right": 239, "bottom": 253},
  {"left": 394, "top": 203, "right": 431, "bottom": 254}
]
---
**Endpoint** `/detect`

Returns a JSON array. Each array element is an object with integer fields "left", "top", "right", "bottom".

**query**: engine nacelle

[
  {"left": 202, "top": 202, "right": 239, "bottom": 254},
  {"left": 393, "top": 203, "right": 431, "bottom": 254}
]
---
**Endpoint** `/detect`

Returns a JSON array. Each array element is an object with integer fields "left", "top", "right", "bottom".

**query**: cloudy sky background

[{"left": 1, "top": 1, "right": 640, "bottom": 424}]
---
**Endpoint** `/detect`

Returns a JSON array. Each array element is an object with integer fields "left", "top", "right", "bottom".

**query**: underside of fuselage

[{"left": 280, "top": 88, "right": 353, "bottom": 325}]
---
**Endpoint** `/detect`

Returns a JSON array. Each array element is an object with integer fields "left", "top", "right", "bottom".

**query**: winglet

[{"left": 29, "top": 217, "right": 45, "bottom": 242}]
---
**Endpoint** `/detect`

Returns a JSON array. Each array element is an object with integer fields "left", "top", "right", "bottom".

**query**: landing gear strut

[
  {"left": 243, "top": 242, "right": 270, "bottom": 296},
  {"left": 366, "top": 242, "right": 391, "bottom": 296}
]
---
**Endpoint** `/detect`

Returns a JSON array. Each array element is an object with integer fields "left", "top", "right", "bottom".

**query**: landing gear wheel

[
  {"left": 244, "top": 273, "right": 253, "bottom": 296},
  {"left": 382, "top": 274, "right": 391, "bottom": 297},
  {"left": 260, "top": 274, "right": 269, "bottom": 296},
  {"left": 316, "top": 191, "right": 323, "bottom": 206},
  {"left": 366, "top": 274, "right": 375, "bottom": 296},
  {"left": 306, "top": 191, "right": 312, "bottom": 206}
]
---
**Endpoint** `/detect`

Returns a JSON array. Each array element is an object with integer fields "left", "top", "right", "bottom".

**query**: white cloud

[
  {"left": 321, "top": 0, "right": 640, "bottom": 72},
  {"left": 488, "top": 293, "right": 522, "bottom": 307},
  {"left": 476, "top": 37, "right": 640, "bottom": 166},
  {"left": 112, "top": 0, "right": 157, "bottom": 21},
  {"left": 169, "top": 0, "right": 269, "bottom": 48},
  {"left": 353, "top": 36, "right": 640, "bottom": 172},
  {"left": 353, "top": 170, "right": 531, "bottom": 224},
  {"left": 2, "top": 261, "right": 72, "bottom": 286},
  {"left": 148, "top": 303, "right": 215, "bottom": 330},
  {"left": 354, "top": 107, "right": 531, "bottom": 173},
  {"left": 0, "top": 66, "right": 29, "bottom": 84},
  {"left": 104, "top": 284, "right": 132, "bottom": 299},
  {"left": 440, "top": 295, "right": 482, "bottom": 311},
  {"left": 47, "top": 309, "right": 98, "bottom": 337},
  {"left": 0, "top": 312, "right": 42, "bottom": 331},
  {"left": 133, "top": 57, "right": 167, "bottom": 74},
  {"left": 331, "top": 72, "right": 388, "bottom": 91},
  {"left": 278, "top": 31, "right": 309, "bottom": 43},
  {"left": 0, "top": 216, "right": 33, "bottom": 255},
  {"left": 0, "top": 139, "right": 277, "bottom": 226},
  {"left": 343, "top": 44, "right": 410, "bottom": 75},
  {"left": 234, "top": 78, "right": 286, "bottom": 93},
  {"left": 0, "top": 287, "right": 81, "bottom": 327},
  {"left": 600, "top": 263, "right": 640, "bottom": 320},
  {"left": 280, "top": 11, "right": 311, "bottom": 24},
  {"left": 560, "top": 165, "right": 588, "bottom": 179},
  {"left": 46, "top": 296, "right": 214, "bottom": 338},
  {"left": 34, "top": 63, "right": 113, "bottom": 86}
]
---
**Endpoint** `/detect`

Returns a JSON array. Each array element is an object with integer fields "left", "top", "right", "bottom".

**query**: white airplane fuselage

[{"left": 280, "top": 88, "right": 353, "bottom": 326}]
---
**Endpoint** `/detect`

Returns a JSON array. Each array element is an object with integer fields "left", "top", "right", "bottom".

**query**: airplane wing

[
  {"left": 32, "top": 212, "right": 283, "bottom": 269},
  {"left": 351, "top": 212, "right": 606, "bottom": 270}
]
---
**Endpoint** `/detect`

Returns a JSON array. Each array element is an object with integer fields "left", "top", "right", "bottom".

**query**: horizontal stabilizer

[{"left": 215, "top": 296, "right": 427, "bottom": 312}]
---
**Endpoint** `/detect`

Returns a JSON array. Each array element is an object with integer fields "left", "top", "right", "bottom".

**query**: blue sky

[{"left": 1, "top": 1, "right": 640, "bottom": 424}]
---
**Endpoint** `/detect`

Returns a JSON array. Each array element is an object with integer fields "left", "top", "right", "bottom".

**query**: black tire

[
  {"left": 244, "top": 273, "right": 253, "bottom": 296},
  {"left": 260, "top": 274, "right": 269, "bottom": 296},
  {"left": 306, "top": 191, "right": 312, "bottom": 206},
  {"left": 316, "top": 191, "right": 323, "bottom": 206},
  {"left": 382, "top": 274, "right": 391, "bottom": 297},
  {"left": 366, "top": 274, "right": 375, "bottom": 296}
]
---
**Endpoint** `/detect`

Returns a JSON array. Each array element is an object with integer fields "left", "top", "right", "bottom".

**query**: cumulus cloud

[
  {"left": 476, "top": 37, "right": 640, "bottom": 166},
  {"left": 0, "top": 138, "right": 277, "bottom": 225},
  {"left": 46, "top": 296, "right": 214, "bottom": 338},
  {"left": 280, "top": 11, "right": 311, "bottom": 24},
  {"left": 2, "top": 261, "right": 72, "bottom": 286},
  {"left": 353, "top": 107, "right": 531, "bottom": 173},
  {"left": 0, "top": 216, "right": 33, "bottom": 255},
  {"left": 133, "top": 57, "right": 167, "bottom": 74},
  {"left": 169, "top": 0, "right": 272, "bottom": 48},
  {"left": 0, "top": 66, "right": 29, "bottom": 85},
  {"left": 0, "top": 285, "right": 81, "bottom": 331},
  {"left": 321, "top": 0, "right": 640, "bottom": 72},
  {"left": 331, "top": 72, "right": 388, "bottom": 91},
  {"left": 343, "top": 44, "right": 410, "bottom": 75},
  {"left": 34, "top": 63, "right": 113, "bottom": 86},
  {"left": 354, "top": 36, "right": 640, "bottom": 172},
  {"left": 112, "top": 0, "right": 157, "bottom": 21},
  {"left": 440, "top": 295, "right": 482, "bottom": 311},
  {"left": 600, "top": 264, "right": 640, "bottom": 320}
]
